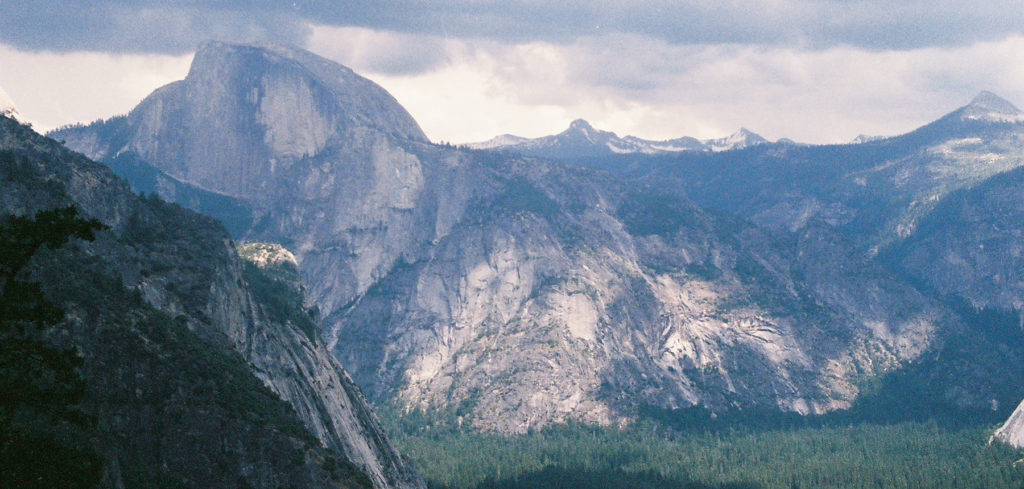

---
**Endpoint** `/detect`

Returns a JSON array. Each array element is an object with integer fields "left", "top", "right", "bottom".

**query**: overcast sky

[{"left": 1, "top": 1, "right": 1023, "bottom": 143}]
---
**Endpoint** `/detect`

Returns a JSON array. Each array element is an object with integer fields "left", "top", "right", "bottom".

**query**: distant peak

[
  {"left": 730, "top": 127, "right": 766, "bottom": 142},
  {"left": 705, "top": 127, "right": 767, "bottom": 152},
  {"left": 966, "top": 90, "right": 1020, "bottom": 115},
  {"left": 949, "top": 90, "right": 1024, "bottom": 123},
  {"left": 568, "top": 119, "right": 594, "bottom": 131}
]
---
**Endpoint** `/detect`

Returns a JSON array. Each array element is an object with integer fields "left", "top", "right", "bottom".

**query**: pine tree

[{"left": 0, "top": 206, "right": 106, "bottom": 489}]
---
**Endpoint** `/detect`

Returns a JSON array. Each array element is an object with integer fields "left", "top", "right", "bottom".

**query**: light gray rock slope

[
  {"left": 994, "top": 399, "right": 1024, "bottom": 448},
  {"left": 55, "top": 42, "right": 952, "bottom": 434}
]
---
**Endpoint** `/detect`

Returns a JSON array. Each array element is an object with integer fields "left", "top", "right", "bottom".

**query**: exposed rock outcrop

[{"left": 994, "top": 399, "right": 1024, "bottom": 448}]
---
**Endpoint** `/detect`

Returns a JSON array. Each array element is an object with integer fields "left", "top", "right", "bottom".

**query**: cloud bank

[
  {"left": 3, "top": 1, "right": 1023, "bottom": 56},
  {"left": 2, "top": 1, "right": 1023, "bottom": 145},
  {"left": 308, "top": 26, "right": 1024, "bottom": 143}
]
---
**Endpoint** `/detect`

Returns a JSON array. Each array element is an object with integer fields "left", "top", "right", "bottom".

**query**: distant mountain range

[
  {"left": 48, "top": 42, "right": 1024, "bottom": 445},
  {"left": 467, "top": 119, "right": 769, "bottom": 158}
]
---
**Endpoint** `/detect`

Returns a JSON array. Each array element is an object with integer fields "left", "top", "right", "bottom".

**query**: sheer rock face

[
  {"left": 54, "top": 42, "right": 948, "bottom": 434},
  {"left": 204, "top": 252, "right": 424, "bottom": 489},
  {"left": 67, "top": 41, "right": 426, "bottom": 200},
  {"left": 5, "top": 116, "right": 424, "bottom": 489}
]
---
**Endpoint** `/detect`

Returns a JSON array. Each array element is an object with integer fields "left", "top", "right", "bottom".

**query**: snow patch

[
  {"left": 606, "top": 141, "right": 633, "bottom": 154},
  {"left": 963, "top": 112, "right": 1024, "bottom": 123}
]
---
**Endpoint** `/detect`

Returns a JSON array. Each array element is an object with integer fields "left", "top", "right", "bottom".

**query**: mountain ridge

[
  {"left": 956, "top": 90, "right": 1022, "bottom": 122},
  {"left": 466, "top": 119, "right": 769, "bottom": 157}
]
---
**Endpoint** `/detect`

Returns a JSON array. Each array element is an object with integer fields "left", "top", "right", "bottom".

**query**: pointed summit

[
  {"left": 967, "top": 90, "right": 1020, "bottom": 114},
  {"left": 559, "top": 118, "right": 616, "bottom": 146},
  {"left": 953, "top": 90, "right": 1023, "bottom": 123},
  {"left": 707, "top": 127, "right": 768, "bottom": 151}
]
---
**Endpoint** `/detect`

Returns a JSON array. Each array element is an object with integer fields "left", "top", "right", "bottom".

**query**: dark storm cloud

[
  {"left": 301, "top": 0, "right": 1024, "bottom": 50},
  {"left": 0, "top": 1, "right": 309, "bottom": 53},
  {"left": 1, "top": 1, "right": 1021, "bottom": 54}
]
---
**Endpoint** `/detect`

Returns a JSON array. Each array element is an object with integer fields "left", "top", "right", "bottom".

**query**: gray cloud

[
  {"left": 0, "top": 1, "right": 308, "bottom": 53},
  {"left": 4, "top": 0, "right": 1024, "bottom": 148},
  {"left": 359, "top": 32, "right": 1024, "bottom": 144},
  {"left": 2, "top": 0, "right": 1022, "bottom": 56},
  {"left": 306, "top": 27, "right": 452, "bottom": 76}
]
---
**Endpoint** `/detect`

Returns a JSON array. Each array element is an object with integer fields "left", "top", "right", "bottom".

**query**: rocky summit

[{"left": 52, "top": 42, "right": 1024, "bottom": 435}]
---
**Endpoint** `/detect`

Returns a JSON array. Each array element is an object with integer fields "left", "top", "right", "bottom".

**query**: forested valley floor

[{"left": 381, "top": 412, "right": 1024, "bottom": 489}]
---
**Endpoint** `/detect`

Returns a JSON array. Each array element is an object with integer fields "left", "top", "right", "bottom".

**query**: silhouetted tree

[{"left": 0, "top": 206, "right": 106, "bottom": 489}]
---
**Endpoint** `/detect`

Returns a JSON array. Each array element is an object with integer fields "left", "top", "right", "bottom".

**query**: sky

[{"left": 1, "top": 1, "right": 1024, "bottom": 144}]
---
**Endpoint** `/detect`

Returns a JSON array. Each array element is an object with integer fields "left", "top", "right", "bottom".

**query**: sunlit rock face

[
  {"left": 99, "top": 41, "right": 427, "bottom": 199},
  {"left": 55, "top": 42, "right": 954, "bottom": 434},
  {"left": 327, "top": 164, "right": 946, "bottom": 433}
]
